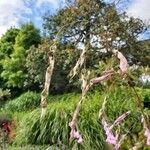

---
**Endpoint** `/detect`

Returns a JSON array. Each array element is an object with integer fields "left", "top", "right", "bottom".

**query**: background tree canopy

[
  {"left": 0, "top": 0, "right": 149, "bottom": 96},
  {"left": 0, "top": 23, "right": 41, "bottom": 91},
  {"left": 43, "top": 0, "right": 148, "bottom": 67},
  {"left": 0, "top": 1, "right": 149, "bottom": 149}
]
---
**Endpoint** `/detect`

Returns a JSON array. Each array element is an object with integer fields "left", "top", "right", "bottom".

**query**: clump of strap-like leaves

[{"left": 68, "top": 47, "right": 150, "bottom": 149}]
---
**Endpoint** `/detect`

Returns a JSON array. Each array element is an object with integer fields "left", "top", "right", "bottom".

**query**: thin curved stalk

[{"left": 40, "top": 44, "right": 56, "bottom": 118}]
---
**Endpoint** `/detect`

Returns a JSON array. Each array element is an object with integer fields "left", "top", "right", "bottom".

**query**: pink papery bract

[
  {"left": 102, "top": 118, "right": 117, "bottom": 146},
  {"left": 69, "top": 122, "right": 83, "bottom": 143},
  {"left": 91, "top": 69, "right": 114, "bottom": 84},
  {"left": 117, "top": 51, "right": 128, "bottom": 74},
  {"left": 145, "top": 128, "right": 150, "bottom": 145},
  {"left": 113, "top": 111, "right": 131, "bottom": 127},
  {"left": 77, "top": 136, "right": 83, "bottom": 143},
  {"left": 101, "top": 111, "right": 130, "bottom": 149},
  {"left": 141, "top": 115, "right": 150, "bottom": 145}
]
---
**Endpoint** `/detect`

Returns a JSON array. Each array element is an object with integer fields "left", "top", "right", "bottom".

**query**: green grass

[
  {"left": 3, "top": 91, "right": 40, "bottom": 112},
  {"left": 3, "top": 92, "right": 79, "bottom": 112},
  {"left": 7, "top": 145, "right": 49, "bottom": 150},
  {"left": 1, "top": 87, "right": 150, "bottom": 150}
]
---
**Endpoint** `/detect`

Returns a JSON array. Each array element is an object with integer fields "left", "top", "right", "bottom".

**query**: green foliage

[
  {"left": 0, "top": 89, "right": 11, "bottom": 100},
  {"left": 0, "top": 2, "right": 149, "bottom": 149},
  {"left": 0, "top": 88, "right": 11, "bottom": 107},
  {"left": 51, "top": 43, "right": 80, "bottom": 93},
  {"left": 143, "top": 89, "right": 150, "bottom": 102},
  {"left": 1, "top": 23, "right": 41, "bottom": 88},
  {"left": 7, "top": 145, "right": 49, "bottom": 150},
  {"left": 25, "top": 45, "right": 48, "bottom": 89},
  {"left": 135, "top": 87, "right": 150, "bottom": 100},
  {"left": 3, "top": 92, "right": 79, "bottom": 112},
  {"left": 11, "top": 93, "right": 92, "bottom": 148},
  {"left": 26, "top": 40, "right": 79, "bottom": 93},
  {"left": 15, "top": 23, "right": 41, "bottom": 50},
  {"left": 0, "top": 27, "right": 19, "bottom": 59},
  {"left": 0, "top": 112, "right": 12, "bottom": 122},
  {"left": 11, "top": 87, "right": 148, "bottom": 149},
  {"left": 123, "top": 39, "right": 150, "bottom": 66},
  {"left": 0, "top": 28, "right": 19, "bottom": 89},
  {"left": 4, "top": 92, "right": 40, "bottom": 112},
  {"left": 43, "top": 0, "right": 148, "bottom": 67}
]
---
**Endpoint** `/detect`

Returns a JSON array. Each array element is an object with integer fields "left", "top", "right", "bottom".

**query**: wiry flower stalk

[
  {"left": 101, "top": 114, "right": 130, "bottom": 150},
  {"left": 40, "top": 24, "right": 69, "bottom": 118},
  {"left": 98, "top": 96, "right": 108, "bottom": 119},
  {"left": 128, "top": 85, "right": 150, "bottom": 146},
  {"left": 69, "top": 70, "right": 92, "bottom": 143},
  {"left": 116, "top": 132, "right": 129, "bottom": 149},
  {"left": 40, "top": 44, "right": 56, "bottom": 118},
  {"left": 69, "top": 48, "right": 86, "bottom": 79},
  {"left": 69, "top": 121, "right": 83, "bottom": 143},
  {"left": 99, "top": 96, "right": 130, "bottom": 150},
  {"left": 102, "top": 117, "right": 118, "bottom": 147}
]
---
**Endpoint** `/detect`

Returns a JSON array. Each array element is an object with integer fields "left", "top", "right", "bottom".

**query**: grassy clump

[
  {"left": 11, "top": 91, "right": 105, "bottom": 149},
  {"left": 7, "top": 145, "right": 49, "bottom": 150},
  {"left": 3, "top": 92, "right": 79, "bottom": 112},
  {"left": 1, "top": 86, "right": 149, "bottom": 149},
  {"left": 3, "top": 92, "right": 40, "bottom": 112},
  {"left": 11, "top": 86, "right": 147, "bottom": 150}
]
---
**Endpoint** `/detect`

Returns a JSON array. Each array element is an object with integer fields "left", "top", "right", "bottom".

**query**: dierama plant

[
  {"left": 98, "top": 96, "right": 130, "bottom": 150},
  {"left": 69, "top": 48, "right": 150, "bottom": 149},
  {"left": 69, "top": 70, "right": 92, "bottom": 143}
]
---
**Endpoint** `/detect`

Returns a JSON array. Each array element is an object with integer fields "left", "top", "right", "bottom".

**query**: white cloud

[
  {"left": 127, "top": 0, "right": 150, "bottom": 21},
  {"left": 0, "top": 0, "right": 64, "bottom": 37},
  {"left": 0, "top": 0, "right": 32, "bottom": 37},
  {"left": 36, "top": 0, "right": 61, "bottom": 8}
]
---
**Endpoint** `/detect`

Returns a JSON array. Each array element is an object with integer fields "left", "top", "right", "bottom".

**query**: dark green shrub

[
  {"left": 4, "top": 92, "right": 40, "bottom": 112},
  {"left": 0, "top": 89, "right": 11, "bottom": 107}
]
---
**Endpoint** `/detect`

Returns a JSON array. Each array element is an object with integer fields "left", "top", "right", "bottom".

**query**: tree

[
  {"left": 25, "top": 39, "right": 79, "bottom": 93},
  {"left": 123, "top": 39, "right": 150, "bottom": 66},
  {"left": 1, "top": 23, "right": 41, "bottom": 88},
  {"left": 43, "top": 0, "right": 147, "bottom": 68},
  {"left": 0, "top": 27, "right": 19, "bottom": 59},
  {"left": 0, "top": 28, "right": 19, "bottom": 89}
]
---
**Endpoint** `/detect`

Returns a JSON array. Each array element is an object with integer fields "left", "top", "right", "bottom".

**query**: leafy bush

[{"left": 4, "top": 92, "right": 40, "bottom": 112}]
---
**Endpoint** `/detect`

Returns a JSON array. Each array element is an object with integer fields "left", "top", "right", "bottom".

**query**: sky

[{"left": 0, "top": 0, "right": 150, "bottom": 38}]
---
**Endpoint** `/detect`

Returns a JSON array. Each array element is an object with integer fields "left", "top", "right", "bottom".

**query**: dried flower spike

[
  {"left": 112, "top": 49, "right": 128, "bottom": 74},
  {"left": 141, "top": 115, "right": 150, "bottom": 145},
  {"left": 102, "top": 117, "right": 118, "bottom": 145},
  {"left": 111, "top": 111, "right": 131, "bottom": 128},
  {"left": 69, "top": 121, "right": 83, "bottom": 143},
  {"left": 91, "top": 69, "right": 114, "bottom": 84}
]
